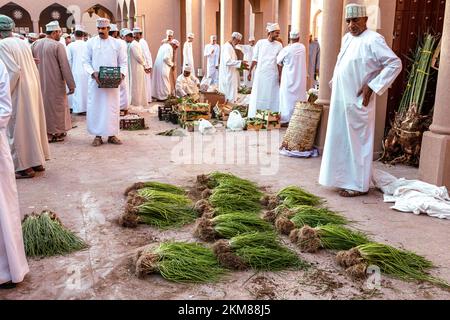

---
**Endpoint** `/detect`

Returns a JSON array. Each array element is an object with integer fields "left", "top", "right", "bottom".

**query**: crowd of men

[{"left": 1, "top": 3, "right": 402, "bottom": 289}]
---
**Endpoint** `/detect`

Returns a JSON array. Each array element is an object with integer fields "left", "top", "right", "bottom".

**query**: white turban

[
  {"left": 345, "top": 4, "right": 367, "bottom": 19},
  {"left": 110, "top": 24, "right": 119, "bottom": 32},
  {"left": 46, "top": 21, "right": 61, "bottom": 32},
  {"left": 187, "top": 32, "right": 194, "bottom": 39},
  {"left": 210, "top": 35, "right": 217, "bottom": 41},
  {"left": 183, "top": 65, "right": 192, "bottom": 73},
  {"left": 132, "top": 27, "right": 142, "bottom": 34},
  {"left": 232, "top": 32, "right": 242, "bottom": 40},
  {"left": 27, "top": 33, "right": 38, "bottom": 39},
  {"left": 171, "top": 39, "right": 180, "bottom": 47},
  {"left": 266, "top": 23, "right": 280, "bottom": 33},
  {"left": 75, "top": 25, "right": 85, "bottom": 33},
  {"left": 96, "top": 18, "right": 110, "bottom": 28},
  {"left": 166, "top": 29, "right": 174, "bottom": 36},
  {"left": 249, "top": 36, "right": 255, "bottom": 41},
  {"left": 289, "top": 30, "right": 300, "bottom": 39}
]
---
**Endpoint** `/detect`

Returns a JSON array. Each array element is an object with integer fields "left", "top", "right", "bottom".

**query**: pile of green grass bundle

[
  {"left": 22, "top": 211, "right": 87, "bottom": 257},
  {"left": 196, "top": 172, "right": 259, "bottom": 192},
  {"left": 194, "top": 213, "right": 273, "bottom": 242},
  {"left": 336, "top": 243, "right": 449, "bottom": 288},
  {"left": 134, "top": 242, "right": 226, "bottom": 283},
  {"left": 274, "top": 205, "right": 349, "bottom": 235},
  {"left": 275, "top": 186, "right": 324, "bottom": 208},
  {"left": 213, "top": 232, "right": 309, "bottom": 271},
  {"left": 121, "top": 184, "right": 197, "bottom": 229},
  {"left": 289, "top": 224, "right": 370, "bottom": 253},
  {"left": 124, "top": 181, "right": 186, "bottom": 197}
]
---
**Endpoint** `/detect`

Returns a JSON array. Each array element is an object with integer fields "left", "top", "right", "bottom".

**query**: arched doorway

[
  {"left": 0, "top": 2, "right": 33, "bottom": 34},
  {"left": 82, "top": 4, "right": 115, "bottom": 35},
  {"left": 116, "top": 3, "right": 122, "bottom": 29},
  {"left": 122, "top": 2, "right": 128, "bottom": 30},
  {"left": 39, "top": 3, "right": 73, "bottom": 33},
  {"left": 129, "top": 0, "right": 136, "bottom": 29}
]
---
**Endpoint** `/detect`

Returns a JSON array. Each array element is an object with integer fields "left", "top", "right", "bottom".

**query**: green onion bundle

[
  {"left": 275, "top": 205, "right": 348, "bottom": 235},
  {"left": 337, "top": 243, "right": 448, "bottom": 288},
  {"left": 124, "top": 181, "right": 186, "bottom": 196},
  {"left": 213, "top": 232, "right": 308, "bottom": 271},
  {"left": 22, "top": 211, "right": 87, "bottom": 257},
  {"left": 194, "top": 213, "right": 273, "bottom": 242},
  {"left": 137, "top": 189, "right": 191, "bottom": 206},
  {"left": 290, "top": 225, "right": 370, "bottom": 253},
  {"left": 276, "top": 186, "right": 323, "bottom": 207},
  {"left": 209, "top": 192, "right": 262, "bottom": 215},
  {"left": 135, "top": 242, "right": 226, "bottom": 283}
]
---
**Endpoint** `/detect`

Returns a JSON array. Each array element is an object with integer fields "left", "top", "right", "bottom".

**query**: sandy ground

[{"left": 1, "top": 104, "right": 449, "bottom": 300}]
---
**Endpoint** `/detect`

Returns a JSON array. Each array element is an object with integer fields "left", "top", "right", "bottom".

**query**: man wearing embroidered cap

[
  {"left": 67, "top": 25, "right": 89, "bottom": 115},
  {"left": 203, "top": 35, "right": 220, "bottom": 86},
  {"left": 0, "top": 14, "right": 50, "bottom": 179},
  {"left": 26, "top": 33, "right": 38, "bottom": 45},
  {"left": 277, "top": 30, "right": 307, "bottom": 125},
  {"left": 175, "top": 65, "right": 200, "bottom": 98},
  {"left": 133, "top": 27, "right": 153, "bottom": 103},
  {"left": 83, "top": 18, "right": 128, "bottom": 147},
  {"left": 183, "top": 33, "right": 196, "bottom": 79},
  {"left": 152, "top": 38, "right": 179, "bottom": 100},
  {"left": 248, "top": 23, "right": 283, "bottom": 117},
  {"left": 319, "top": 3, "right": 402, "bottom": 197},
  {"left": 218, "top": 32, "right": 247, "bottom": 103},
  {"left": 31, "top": 20, "right": 75, "bottom": 144},
  {"left": 239, "top": 36, "right": 256, "bottom": 88},
  {"left": 162, "top": 29, "right": 174, "bottom": 44}
]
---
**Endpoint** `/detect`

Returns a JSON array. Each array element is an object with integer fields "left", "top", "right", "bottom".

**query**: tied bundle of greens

[
  {"left": 135, "top": 242, "right": 226, "bottom": 283},
  {"left": 212, "top": 232, "right": 309, "bottom": 271},
  {"left": 336, "top": 243, "right": 449, "bottom": 288},
  {"left": 194, "top": 213, "right": 273, "bottom": 242},
  {"left": 22, "top": 211, "right": 87, "bottom": 257},
  {"left": 276, "top": 186, "right": 324, "bottom": 208},
  {"left": 124, "top": 181, "right": 186, "bottom": 197}
]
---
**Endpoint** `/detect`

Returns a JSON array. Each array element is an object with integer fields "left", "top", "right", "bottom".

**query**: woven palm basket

[{"left": 281, "top": 102, "right": 323, "bottom": 152}]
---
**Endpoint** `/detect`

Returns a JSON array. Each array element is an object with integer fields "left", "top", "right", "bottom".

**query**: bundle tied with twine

[
  {"left": 281, "top": 102, "right": 323, "bottom": 152},
  {"left": 336, "top": 243, "right": 449, "bottom": 288},
  {"left": 194, "top": 212, "right": 274, "bottom": 242},
  {"left": 22, "top": 211, "right": 87, "bottom": 257},
  {"left": 212, "top": 232, "right": 309, "bottom": 271},
  {"left": 289, "top": 224, "right": 370, "bottom": 253},
  {"left": 134, "top": 242, "right": 226, "bottom": 283}
]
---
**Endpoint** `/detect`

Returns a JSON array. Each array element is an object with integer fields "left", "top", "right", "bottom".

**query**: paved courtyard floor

[{"left": 1, "top": 106, "right": 449, "bottom": 300}]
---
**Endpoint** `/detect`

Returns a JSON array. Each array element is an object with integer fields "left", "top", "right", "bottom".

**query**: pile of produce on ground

[
  {"left": 337, "top": 243, "right": 449, "bottom": 288},
  {"left": 261, "top": 185, "right": 324, "bottom": 210},
  {"left": 212, "top": 232, "right": 309, "bottom": 271},
  {"left": 121, "top": 181, "right": 197, "bottom": 229},
  {"left": 134, "top": 242, "right": 226, "bottom": 283},
  {"left": 194, "top": 212, "right": 273, "bottom": 242},
  {"left": 177, "top": 101, "right": 211, "bottom": 131},
  {"left": 22, "top": 211, "right": 87, "bottom": 257}
]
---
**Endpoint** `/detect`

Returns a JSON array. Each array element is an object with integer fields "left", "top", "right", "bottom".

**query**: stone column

[
  {"left": 419, "top": 0, "right": 450, "bottom": 188},
  {"left": 220, "top": 0, "right": 233, "bottom": 45},
  {"left": 315, "top": 0, "right": 344, "bottom": 149},
  {"left": 299, "top": 0, "right": 311, "bottom": 88},
  {"left": 32, "top": 20, "right": 39, "bottom": 33}
]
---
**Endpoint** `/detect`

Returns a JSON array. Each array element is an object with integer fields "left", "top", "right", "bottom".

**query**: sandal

[
  {"left": 338, "top": 189, "right": 369, "bottom": 198},
  {"left": 0, "top": 281, "right": 17, "bottom": 290},
  {"left": 48, "top": 135, "right": 65, "bottom": 143},
  {"left": 32, "top": 165, "right": 45, "bottom": 172},
  {"left": 92, "top": 137, "right": 103, "bottom": 147},
  {"left": 16, "top": 168, "right": 36, "bottom": 179},
  {"left": 108, "top": 136, "right": 123, "bottom": 145}
]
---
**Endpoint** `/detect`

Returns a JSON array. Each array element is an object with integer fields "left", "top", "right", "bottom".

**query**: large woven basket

[{"left": 281, "top": 102, "right": 323, "bottom": 152}]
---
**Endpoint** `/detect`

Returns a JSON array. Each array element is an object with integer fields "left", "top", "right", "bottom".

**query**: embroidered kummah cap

[
  {"left": 171, "top": 39, "right": 180, "bottom": 47},
  {"left": 166, "top": 29, "right": 174, "bottom": 36},
  {"left": 232, "top": 32, "right": 243, "bottom": 40},
  {"left": 132, "top": 27, "right": 142, "bottom": 34},
  {"left": 187, "top": 32, "right": 194, "bottom": 39},
  {"left": 46, "top": 21, "right": 61, "bottom": 32},
  {"left": 27, "top": 33, "right": 39, "bottom": 38},
  {"left": 183, "top": 65, "right": 192, "bottom": 72},
  {"left": 249, "top": 36, "right": 255, "bottom": 41},
  {"left": 0, "top": 14, "right": 14, "bottom": 31},
  {"left": 266, "top": 22, "right": 280, "bottom": 32},
  {"left": 61, "top": 33, "right": 70, "bottom": 38},
  {"left": 75, "top": 25, "right": 85, "bottom": 32},
  {"left": 110, "top": 24, "right": 119, "bottom": 32},
  {"left": 345, "top": 3, "right": 367, "bottom": 19},
  {"left": 96, "top": 18, "right": 110, "bottom": 28},
  {"left": 210, "top": 35, "right": 217, "bottom": 41},
  {"left": 120, "top": 28, "right": 133, "bottom": 37},
  {"left": 289, "top": 30, "right": 300, "bottom": 39}
]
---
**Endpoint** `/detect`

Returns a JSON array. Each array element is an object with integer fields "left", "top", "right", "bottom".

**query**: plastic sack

[
  {"left": 198, "top": 119, "right": 216, "bottom": 135},
  {"left": 226, "top": 110, "right": 245, "bottom": 131}
]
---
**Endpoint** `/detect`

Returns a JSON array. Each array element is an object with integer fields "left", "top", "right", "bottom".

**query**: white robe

[
  {"left": 248, "top": 39, "right": 283, "bottom": 118},
  {"left": 175, "top": 73, "right": 200, "bottom": 97},
  {"left": 67, "top": 40, "right": 89, "bottom": 113},
  {"left": 0, "top": 60, "right": 29, "bottom": 285},
  {"left": 240, "top": 44, "right": 255, "bottom": 87},
  {"left": 83, "top": 36, "right": 127, "bottom": 137},
  {"left": 319, "top": 30, "right": 402, "bottom": 192},
  {"left": 128, "top": 40, "right": 148, "bottom": 107},
  {"left": 204, "top": 43, "right": 220, "bottom": 85},
  {"left": 277, "top": 42, "right": 307, "bottom": 124},
  {"left": 139, "top": 39, "right": 153, "bottom": 102},
  {"left": 117, "top": 38, "right": 129, "bottom": 111},
  {"left": 183, "top": 41, "right": 195, "bottom": 72},
  {"left": 152, "top": 43, "right": 174, "bottom": 100},
  {"left": 218, "top": 42, "right": 242, "bottom": 103}
]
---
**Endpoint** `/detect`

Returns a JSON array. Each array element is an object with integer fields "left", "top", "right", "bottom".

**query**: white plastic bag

[
  {"left": 226, "top": 110, "right": 245, "bottom": 131},
  {"left": 198, "top": 119, "right": 216, "bottom": 135}
]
